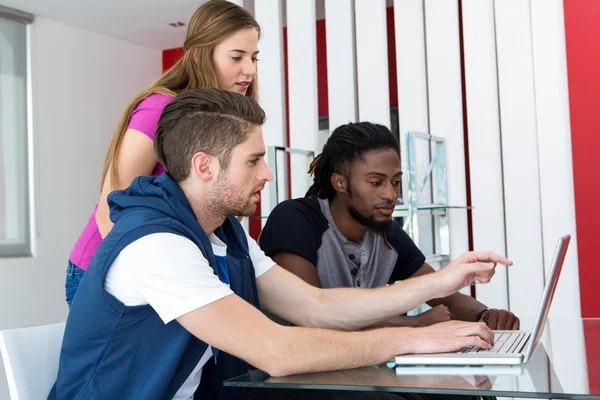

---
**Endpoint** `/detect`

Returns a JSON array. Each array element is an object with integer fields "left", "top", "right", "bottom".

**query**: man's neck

[
  {"left": 328, "top": 197, "right": 368, "bottom": 244},
  {"left": 181, "top": 183, "right": 226, "bottom": 236}
]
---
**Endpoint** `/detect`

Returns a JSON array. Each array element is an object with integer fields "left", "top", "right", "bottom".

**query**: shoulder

[
  {"left": 386, "top": 220, "right": 416, "bottom": 252},
  {"left": 259, "top": 197, "right": 328, "bottom": 262},
  {"left": 108, "top": 232, "right": 203, "bottom": 288},
  {"left": 120, "top": 232, "right": 198, "bottom": 258},
  {"left": 269, "top": 197, "right": 326, "bottom": 225},
  {"left": 135, "top": 92, "right": 174, "bottom": 112},
  {"left": 128, "top": 93, "right": 175, "bottom": 138}
]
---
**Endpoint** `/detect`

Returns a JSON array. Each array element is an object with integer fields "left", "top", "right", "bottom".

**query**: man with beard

[
  {"left": 259, "top": 122, "right": 519, "bottom": 331},
  {"left": 53, "top": 90, "right": 511, "bottom": 400}
]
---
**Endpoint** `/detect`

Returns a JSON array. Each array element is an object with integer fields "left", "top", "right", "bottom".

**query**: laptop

[{"left": 394, "top": 234, "right": 571, "bottom": 366}]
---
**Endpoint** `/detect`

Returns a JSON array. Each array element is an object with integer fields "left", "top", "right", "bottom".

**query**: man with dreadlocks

[{"left": 259, "top": 122, "right": 519, "bottom": 330}]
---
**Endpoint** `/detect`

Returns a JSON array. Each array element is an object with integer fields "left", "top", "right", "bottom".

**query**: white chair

[{"left": 0, "top": 322, "right": 65, "bottom": 400}]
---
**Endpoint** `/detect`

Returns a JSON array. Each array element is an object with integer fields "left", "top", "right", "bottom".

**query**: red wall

[
  {"left": 563, "top": 0, "right": 600, "bottom": 393},
  {"left": 162, "top": 47, "right": 184, "bottom": 71},
  {"left": 563, "top": 0, "right": 600, "bottom": 319}
]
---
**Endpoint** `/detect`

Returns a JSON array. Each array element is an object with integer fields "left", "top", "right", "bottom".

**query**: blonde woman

[{"left": 66, "top": 0, "right": 260, "bottom": 306}]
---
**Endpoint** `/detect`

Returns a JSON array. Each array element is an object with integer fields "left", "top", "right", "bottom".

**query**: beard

[
  {"left": 210, "top": 171, "right": 258, "bottom": 218},
  {"left": 346, "top": 181, "right": 392, "bottom": 233},
  {"left": 347, "top": 204, "right": 392, "bottom": 233}
]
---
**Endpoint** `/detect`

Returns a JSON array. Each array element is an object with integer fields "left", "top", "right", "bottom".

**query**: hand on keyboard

[
  {"left": 410, "top": 320, "right": 494, "bottom": 354},
  {"left": 458, "top": 332, "right": 529, "bottom": 354},
  {"left": 480, "top": 309, "right": 520, "bottom": 330}
]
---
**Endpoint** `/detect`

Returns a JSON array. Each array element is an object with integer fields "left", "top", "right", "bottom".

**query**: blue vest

[{"left": 50, "top": 173, "right": 261, "bottom": 399}]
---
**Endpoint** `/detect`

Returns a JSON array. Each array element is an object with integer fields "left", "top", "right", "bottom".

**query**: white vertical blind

[
  {"left": 495, "top": 0, "right": 545, "bottom": 320},
  {"left": 423, "top": 0, "right": 469, "bottom": 271},
  {"left": 461, "top": 0, "right": 508, "bottom": 309},
  {"left": 355, "top": 0, "right": 390, "bottom": 128},
  {"left": 286, "top": 0, "right": 320, "bottom": 198},
  {"left": 324, "top": 0, "right": 357, "bottom": 131}
]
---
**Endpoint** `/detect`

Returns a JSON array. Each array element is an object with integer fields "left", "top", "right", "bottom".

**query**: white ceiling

[
  {"left": 0, "top": 0, "right": 208, "bottom": 50},
  {"left": 2, "top": 0, "right": 393, "bottom": 51}
]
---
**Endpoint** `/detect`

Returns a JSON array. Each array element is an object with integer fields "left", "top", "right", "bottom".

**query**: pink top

[{"left": 69, "top": 93, "right": 174, "bottom": 270}]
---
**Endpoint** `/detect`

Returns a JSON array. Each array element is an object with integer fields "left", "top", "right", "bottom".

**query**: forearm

[
  {"left": 427, "top": 292, "right": 487, "bottom": 322},
  {"left": 178, "top": 293, "right": 415, "bottom": 378},
  {"left": 309, "top": 275, "right": 437, "bottom": 331},
  {"left": 268, "top": 325, "right": 412, "bottom": 376}
]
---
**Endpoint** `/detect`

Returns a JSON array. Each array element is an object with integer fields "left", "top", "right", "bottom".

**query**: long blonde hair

[{"left": 101, "top": 0, "right": 260, "bottom": 189}]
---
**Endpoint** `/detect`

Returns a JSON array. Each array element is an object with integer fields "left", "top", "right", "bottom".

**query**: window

[{"left": 0, "top": 6, "right": 34, "bottom": 257}]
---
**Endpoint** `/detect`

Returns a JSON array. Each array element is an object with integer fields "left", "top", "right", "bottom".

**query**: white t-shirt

[{"left": 105, "top": 230, "right": 275, "bottom": 400}]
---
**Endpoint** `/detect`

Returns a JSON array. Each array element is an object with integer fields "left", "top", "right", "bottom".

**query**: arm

[
  {"left": 272, "top": 252, "right": 428, "bottom": 328},
  {"left": 96, "top": 130, "right": 157, "bottom": 237},
  {"left": 176, "top": 293, "right": 494, "bottom": 377},
  {"left": 117, "top": 233, "right": 494, "bottom": 378},
  {"left": 258, "top": 251, "right": 511, "bottom": 331}
]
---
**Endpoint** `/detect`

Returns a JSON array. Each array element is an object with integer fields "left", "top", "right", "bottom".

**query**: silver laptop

[{"left": 394, "top": 234, "right": 571, "bottom": 366}]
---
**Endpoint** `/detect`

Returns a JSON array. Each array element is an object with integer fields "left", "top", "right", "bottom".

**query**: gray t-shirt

[{"left": 259, "top": 197, "right": 425, "bottom": 289}]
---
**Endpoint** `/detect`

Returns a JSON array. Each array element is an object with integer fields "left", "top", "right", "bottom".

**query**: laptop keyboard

[{"left": 458, "top": 332, "right": 530, "bottom": 354}]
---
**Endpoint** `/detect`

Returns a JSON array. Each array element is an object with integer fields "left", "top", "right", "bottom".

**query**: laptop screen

[{"left": 523, "top": 234, "right": 571, "bottom": 362}]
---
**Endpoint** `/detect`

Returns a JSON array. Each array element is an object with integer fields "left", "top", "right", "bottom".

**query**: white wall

[{"left": 0, "top": 16, "right": 160, "bottom": 399}]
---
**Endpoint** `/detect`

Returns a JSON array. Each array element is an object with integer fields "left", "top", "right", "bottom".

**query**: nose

[
  {"left": 260, "top": 159, "right": 273, "bottom": 182},
  {"left": 381, "top": 182, "right": 398, "bottom": 202},
  {"left": 243, "top": 57, "right": 256, "bottom": 78}
]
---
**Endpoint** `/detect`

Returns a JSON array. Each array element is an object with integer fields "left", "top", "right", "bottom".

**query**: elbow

[
  {"left": 304, "top": 289, "right": 356, "bottom": 331},
  {"left": 95, "top": 203, "right": 112, "bottom": 238},
  {"left": 262, "top": 359, "right": 296, "bottom": 378},
  {"left": 303, "top": 288, "right": 328, "bottom": 329},
  {"left": 95, "top": 213, "right": 109, "bottom": 238},
  {"left": 254, "top": 350, "right": 297, "bottom": 378}
]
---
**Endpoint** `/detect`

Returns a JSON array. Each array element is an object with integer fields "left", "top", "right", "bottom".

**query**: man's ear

[
  {"left": 191, "top": 152, "right": 215, "bottom": 182},
  {"left": 331, "top": 173, "right": 348, "bottom": 194}
]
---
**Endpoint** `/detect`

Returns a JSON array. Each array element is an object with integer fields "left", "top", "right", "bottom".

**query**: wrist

[
  {"left": 419, "top": 273, "right": 444, "bottom": 301},
  {"left": 476, "top": 308, "right": 491, "bottom": 321},
  {"left": 390, "top": 327, "right": 416, "bottom": 356}
]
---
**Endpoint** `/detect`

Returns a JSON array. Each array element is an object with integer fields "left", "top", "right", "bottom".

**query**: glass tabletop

[{"left": 225, "top": 318, "right": 600, "bottom": 399}]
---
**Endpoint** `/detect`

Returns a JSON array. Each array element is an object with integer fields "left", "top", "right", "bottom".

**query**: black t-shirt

[{"left": 259, "top": 197, "right": 426, "bottom": 288}]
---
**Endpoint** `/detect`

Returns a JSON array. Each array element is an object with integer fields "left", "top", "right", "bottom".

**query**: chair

[{"left": 0, "top": 322, "right": 65, "bottom": 400}]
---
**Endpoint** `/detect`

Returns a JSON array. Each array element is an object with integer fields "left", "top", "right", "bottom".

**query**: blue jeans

[{"left": 65, "top": 260, "right": 85, "bottom": 308}]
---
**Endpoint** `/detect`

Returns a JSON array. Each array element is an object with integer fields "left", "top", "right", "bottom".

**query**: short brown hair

[{"left": 155, "top": 88, "right": 266, "bottom": 182}]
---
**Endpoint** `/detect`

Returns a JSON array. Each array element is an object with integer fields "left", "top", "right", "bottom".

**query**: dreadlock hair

[{"left": 306, "top": 122, "right": 400, "bottom": 200}]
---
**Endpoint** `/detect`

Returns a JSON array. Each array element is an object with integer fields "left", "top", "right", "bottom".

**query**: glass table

[{"left": 225, "top": 318, "right": 600, "bottom": 399}]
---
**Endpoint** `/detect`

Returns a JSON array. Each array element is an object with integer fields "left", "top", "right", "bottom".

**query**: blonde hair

[{"left": 101, "top": 0, "right": 260, "bottom": 189}]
